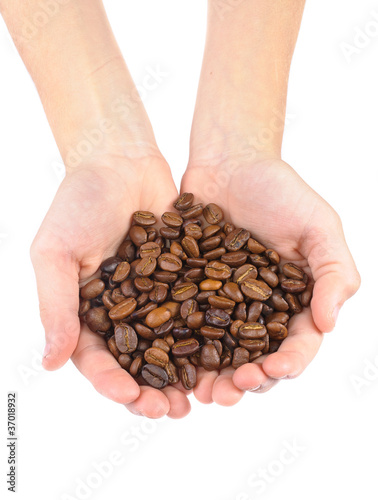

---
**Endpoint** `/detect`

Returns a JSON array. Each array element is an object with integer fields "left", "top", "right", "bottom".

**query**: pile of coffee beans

[{"left": 79, "top": 193, "right": 313, "bottom": 390}]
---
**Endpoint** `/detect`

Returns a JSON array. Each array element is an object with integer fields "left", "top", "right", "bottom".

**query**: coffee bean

[
  {"left": 234, "top": 302, "right": 247, "bottom": 322},
  {"left": 223, "top": 282, "right": 244, "bottom": 303},
  {"left": 149, "top": 284, "right": 168, "bottom": 303},
  {"left": 238, "top": 322, "right": 267, "bottom": 339},
  {"left": 79, "top": 299, "right": 91, "bottom": 316},
  {"left": 114, "top": 323, "right": 138, "bottom": 353},
  {"left": 171, "top": 338, "right": 200, "bottom": 357},
  {"left": 184, "top": 223, "right": 203, "bottom": 240},
  {"left": 200, "top": 325, "right": 225, "bottom": 340},
  {"left": 225, "top": 228, "right": 250, "bottom": 252},
  {"left": 154, "top": 318, "right": 174, "bottom": 336},
  {"left": 206, "top": 308, "right": 231, "bottom": 328},
  {"left": 80, "top": 279, "right": 105, "bottom": 300},
  {"left": 118, "top": 353, "right": 133, "bottom": 370},
  {"left": 221, "top": 251, "right": 248, "bottom": 267},
  {"left": 258, "top": 267, "right": 279, "bottom": 288},
  {"left": 249, "top": 254, "right": 270, "bottom": 267},
  {"left": 270, "top": 289, "right": 289, "bottom": 311},
  {"left": 202, "top": 224, "right": 221, "bottom": 239},
  {"left": 174, "top": 192, "right": 194, "bottom": 211},
  {"left": 139, "top": 242, "right": 161, "bottom": 259},
  {"left": 142, "top": 364, "right": 168, "bottom": 388},
  {"left": 300, "top": 283, "right": 314, "bottom": 307},
  {"left": 199, "top": 279, "right": 223, "bottom": 291},
  {"left": 208, "top": 295, "right": 235, "bottom": 310},
  {"left": 232, "top": 347, "right": 250, "bottom": 368},
  {"left": 129, "top": 225, "right": 148, "bottom": 246},
  {"left": 111, "top": 288, "right": 126, "bottom": 304},
  {"left": 181, "top": 236, "right": 200, "bottom": 258},
  {"left": 247, "top": 301, "right": 264, "bottom": 322},
  {"left": 160, "top": 227, "right": 181, "bottom": 239},
  {"left": 267, "top": 321, "right": 288, "bottom": 340},
  {"left": 112, "top": 262, "right": 131, "bottom": 282},
  {"left": 171, "top": 282, "right": 198, "bottom": 301},
  {"left": 282, "top": 262, "right": 305, "bottom": 280},
  {"left": 145, "top": 306, "right": 172, "bottom": 328},
  {"left": 120, "top": 279, "right": 139, "bottom": 298},
  {"left": 203, "top": 247, "right": 226, "bottom": 260},
  {"left": 135, "top": 257, "right": 157, "bottom": 277},
  {"left": 179, "top": 363, "right": 197, "bottom": 389},
  {"left": 265, "top": 248, "right": 280, "bottom": 265},
  {"left": 108, "top": 336, "right": 121, "bottom": 359},
  {"left": 158, "top": 253, "right": 183, "bottom": 272},
  {"left": 280, "top": 279, "right": 306, "bottom": 293},
  {"left": 130, "top": 356, "right": 143, "bottom": 377},
  {"left": 241, "top": 279, "right": 272, "bottom": 301},
  {"left": 109, "top": 297, "right": 137, "bottom": 320},
  {"left": 205, "top": 261, "right": 232, "bottom": 280},
  {"left": 265, "top": 312, "right": 289, "bottom": 324},
  {"left": 186, "top": 257, "right": 208, "bottom": 268},
  {"left": 133, "top": 211, "right": 156, "bottom": 226},
  {"left": 199, "top": 236, "right": 222, "bottom": 253},
  {"left": 134, "top": 276, "right": 154, "bottom": 293},
  {"left": 200, "top": 344, "right": 221, "bottom": 371},
  {"left": 233, "top": 264, "right": 258, "bottom": 284},
  {"left": 153, "top": 271, "right": 178, "bottom": 283},
  {"left": 144, "top": 347, "right": 169, "bottom": 368},
  {"left": 285, "top": 293, "right": 302, "bottom": 313},
  {"left": 180, "top": 203, "right": 203, "bottom": 220},
  {"left": 161, "top": 211, "right": 183, "bottom": 228},
  {"left": 238, "top": 339, "right": 266, "bottom": 352},
  {"left": 186, "top": 311, "right": 206, "bottom": 329},
  {"left": 134, "top": 323, "right": 157, "bottom": 341}
]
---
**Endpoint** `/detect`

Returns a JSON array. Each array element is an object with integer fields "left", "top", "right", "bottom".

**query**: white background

[{"left": 1, "top": 1, "right": 377, "bottom": 499}]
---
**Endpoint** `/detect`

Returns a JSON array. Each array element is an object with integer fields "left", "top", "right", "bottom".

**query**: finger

[
  {"left": 233, "top": 355, "right": 276, "bottom": 392},
  {"left": 161, "top": 386, "right": 191, "bottom": 419},
  {"left": 303, "top": 211, "right": 360, "bottom": 332},
  {"left": 125, "top": 386, "right": 170, "bottom": 419},
  {"left": 31, "top": 240, "right": 81, "bottom": 371},
  {"left": 262, "top": 307, "right": 323, "bottom": 379},
  {"left": 212, "top": 366, "right": 245, "bottom": 406},
  {"left": 193, "top": 368, "right": 219, "bottom": 404},
  {"left": 71, "top": 325, "right": 140, "bottom": 404}
]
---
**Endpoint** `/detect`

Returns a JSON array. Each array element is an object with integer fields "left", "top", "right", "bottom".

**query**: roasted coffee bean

[
  {"left": 171, "top": 282, "right": 198, "bottom": 301},
  {"left": 172, "top": 327, "right": 192, "bottom": 339},
  {"left": 247, "top": 301, "right": 263, "bottom": 322},
  {"left": 238, "top": 322, "right": 267, "bottom": 339},
  {"left": 173, "top": 317, "right": 186, "bottom": 328},
  {"left": 199, "top": 279, "right": 223, "bottom": 291},
  {"left": 184, "top": 223, "right": 203, "bottom": 240},
  {"left": 158, "top": 253, "right": 182, "bottom": 272},
  {"left": 222, "top": 282, "right": 244, "bottom": 303},
  {"left": 102, "top": 290, "right": 116, "bottom": 310},
  {"left": 199, "top": 236, "right": 222, "bottom": 253},
  {"left": 232, "top": 347, "right": 250, "bottom": 368},
  {"left": 238, "top": 339, "right": 266, "bottom": 352},
  {"left": 79, "top": 299, "right": 91, "bottom": 316},
  {"left": 161, "top": 211, "right": 183, "bottom": 228},
  {"left": 133, "top": 211, "right": 156, "bottom": 226},
  {"left": 112, "top": 262, "right": 131, "bottom": 282},
  {"left": 80, "top": 279, "right": 105, "bottom": 300},
  {"left": 282, "top": 262, "right": 305, "bottom": 280},
  {"left": 136, "top": 292, "right": 149, "bottom": 308},
  {"left": 153, "top": 271, "right": 178, "bottom": 283},
  {"left": 180, "top": 298, "right": 199, "bottom": 319},
  {"left": 111, "top": 288, "right": 126, "bottom": 304},
  {"left": 180, "top": 203, "right": 203, "bottom": 220},
  {"left": 241, "top": 279, "right": 272, "bottom": 301},
  {"left": 208, "top": 295, "right": 235, "bottom": 310},
  {"left": 267, "top": 322, "right": 288, "bottom": 340},
  {"left": 265, "top": 248, "right": 280, "bottom": 265},
  {"left": 285, "top": 293, "right": 302, "bottom": 313},
  {"left": 203, "top": 203, "right": 223, "bottom": 225},
  {"left": 196, "top": 290, "right": 216, "bottom": 304},
  {"left": 144, "top": 347, "right": 169, "bottom": 368},
  {"left": 117, "top": 240, "right": 136, "bottom": 262},
  {"left": 108, "top": 336, "right": 121, "bottom": 359},
  {"left": 280, "top": 279, "right": 306, "bottom": 294},
  {"left": 172, "top": 338, "right": 200, "bottom": 357},
  {"left": 184, "top": 268, "right": 204, "bottom": 283},
  {"left": 154, "top": 318, "right": 174, "bottom": 337},
  {"left": 109, "top": 297, "right": 137, "bottom": 320},
  {"left": 200, "top": 325, "right": 225, "bottom": 340},
  {"left": 249, "top": 350, "right": 263, "bottom": 362},
  {"left": 170, "top": 241, "right": 187, "bottom": 260},
  {"left": 202, "top": 224, "right": 221, "bottom": 239},
  {"left": 173, "top": 356, "right": 189, "bottom": 367},
  {"left": 258, "top": 267, "right": 279, "bottom": 288},
  {"left": 265, "top": 312, "right": 289, "bottom": 324},
  {"left": 114, "top": 323, "right": 138, "bottom": 353},
  {"left": 186, "top": 311, "right": 206, "bottom": 329},
  {"left": 134, "top": 276, "right": 154, "bottom": 293},
  {"left": 223, "top": 222, "right": 235, "bottom": 235},
  {"left": 186, "top": 257, "right": 208, "bottom": 268},
  {"left": 101, "top": 256, "right": 123, "bottom": 274},
  {"left": 203, "top": 247, "right": 226, "bottom": 260},
  {"left": 134, "top": 323, "right": 157, "bottom": 341},
  {"left": 182, "top": 218, "right": 202, "bottom": 229},
  {"left": 262, "top": 304, "right": 274, "bottom": 317},
  {"left": 145, "top": 306, "right": 172, "bottom": 328},
  {"left": 225, "top": 228, "right": 250, "bottom": 251},
  {"left": 249, "top": 254, "right": 270, "bottom": 267},
  {"left": 149, "top": 284, "right": 168, "bottom": 303},
  {"left": 179, "top": 363, "right": 197, "bottom": 389},
  {"left": 145, "top": 227, "right": 157, "bottom": 242},
  {"left": 181, "top": 236, "right": 200, "bottom": 258},
  {"left": 220, "top": 351, "right": 232, "bottom": 369},
  {"left": 300, "top": 283, "right": 314, "bottom": 307},
  {"left": 221, "top": 251, "right": 248, "bottom": 267},
  {"left": 200, "top": 344, "right": 221, "bottom": 371},
  {"left": 152, "top": 338, "right": 170, "bottom": 353},
  {"left": 247, "top": 238, "right": 265, "bottom": 254},
  {"left": 135, "top": 257, "right": 157, "bottom": 277},
  {"left": 129, "top": 225, "right": 148, "bottom": 246},
  {"left": 174, "top": 192, "right": 194, "bottom": 211},
  {"left": 137, "top": 338, "right": 152, "bottom": 353},
  {"left": 165, "top": 361, "right": 179, "bottom": 384},
  {"left": 270, "top": 289, "right": 290, "bottom": 311},
  {"left": 160, "top": 227, "right": 181, "bottom": 239},
  {"left": 205, "top": 261, "right": 232, "bottom": 280},
  {"left": 233, "top": 264, "right": 258, "bottom": 284},
  {"left": 120, "top": 279, "right": 139, "bottom": 298},
  {"left": 234, "top": 302, "right": 247, "bottom": 322},
  {"left": 118, "top": 353, "right": 133, "bottom": 370},
  {"left": 142, "top": 364, "right": 168, "bottom": 388},
  {"left": 206, "top": 308, "right": 231, "bottom": 328},
  {"left": 139, "top": 242, "right": 161, "bottom": 259},
  {"left": 129, "top": 356, "right": 143, "bottom": 377}
]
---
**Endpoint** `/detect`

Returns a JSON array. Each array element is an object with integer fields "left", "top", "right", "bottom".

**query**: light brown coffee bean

[
  {"left": 129, "top": 225, "right": 148, "bottom": 246},
  {"left": 247, "top": 238, "right": 266, "bottom": 254},
  {"left": 181, "top": 236, "right": 200, "bottom": 258},
  {"left": 221, "top": 251, "right": 248, "bottom": 267},
  {"left": 139, "top": 242, "right": 161, "bottom": 259},
  {"left": 108, "top": 297, "right": 137, "bottom": 320},
  {"left": 223, "top": 282, "right": 244, "bottom": 303},
  {"left": 258, "top": 267, "right": 279, "bottom": 288},
  {"left": 184, "top": 223, "right": 203, "bottom": 240},
  {"left": 202, "top": 247, "right": 226, "bottom": 260},
  {"left": 202, "top": 225, "right": 221, "bottom": 239},
  {"left": 171, "top": 282, "right": 198, "bottom": 301},
  {"left": 158, "top": 253, "right": 183, "bottom": 272},
  {"left": 233, "top": 264, "right": 258, "bottom": 284},
  {"left": 80, "top": 279, "right": 105, "bottom": 300},
  {"left": 265, "top": 248, "right": 280, "bottom": 265},
  {"left": 203, "top": 203, "right": 223, "bottom": 224},
  {"left": 241, "top": 279, "right": 272, "bottom": 301},
  {"left": 208, "top": 295, "right": 236, "bottom": 310},
  {"left": 174, "top": 192, "right": 194, "bottom": 211},
  {"left": 133, "top": 211, "right": 156, "bottom": 226},
  {"left": 144, "top": 347, "right": 169, "bottom": 368},
  {"left": 267, "top": 322, "right": 288, "bottom": 340},
  {"left": 186, "top": 311, "right": 206, "bottom": 329},
  {"left": 230, "top": 319, "right": 244, "bottom": 337},
  {"left": 161, "top": 211, "right": 183, "bottom": 228},
  {"left": 108, "top": 336, "right": 121, "bottom": 359},
  {"left": 171, "top": 338, "right": 200, "bottom": 357},
  {"left": 205, "top": 261, "right": 232, "bottom": 280},
  {"left": 200, "top": 325, "right": 225, "bottom": 340},
  {"left": 135, "top": 257, "right": 157, "bottom": 277},
  {"left": 145, "top": 306, "right": 172, "bottom": 328},
  {"left": 238, "top": 322, "right": 267, "bottom": 339},
  {"left": 112, "top": 262, "right": 131, "bottom": 282}
]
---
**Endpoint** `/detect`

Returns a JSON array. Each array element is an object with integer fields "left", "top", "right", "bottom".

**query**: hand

[
  {"left": 31, "top": 154, "right": 191, "bottom": 419},
  {"left": 181, "top": 155, "right": 360, "bottom": 404}
]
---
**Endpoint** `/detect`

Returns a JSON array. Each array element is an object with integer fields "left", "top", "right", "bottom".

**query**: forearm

[
  {"left": 190, "top": 0, "right": 306, "bottom": 159},
  {"left": 0, "top": 0, "right": 157, "bottom": 168}
]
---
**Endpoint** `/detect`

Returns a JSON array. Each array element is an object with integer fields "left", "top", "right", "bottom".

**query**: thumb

[
  {"left": 31, "top": 237, "right": 81, "bottom": 370},
  {"left": 305, "top": 212, "right": 360, "bottom": 333}
]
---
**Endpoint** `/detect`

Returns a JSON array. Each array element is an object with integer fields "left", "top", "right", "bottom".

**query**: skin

[{"left": 0, "top": 0, "right": 360, "bottom": 416}]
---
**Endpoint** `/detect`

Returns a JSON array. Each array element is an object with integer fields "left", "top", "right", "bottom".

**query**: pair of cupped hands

[{"left": 31, "top": 149, "right": 360, "bottom": 419}]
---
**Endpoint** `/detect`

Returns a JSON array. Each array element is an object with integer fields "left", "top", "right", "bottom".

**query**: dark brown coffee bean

[
  {"left": 208, "top": 296, "right": 235, "bottom": 310},
  {"left": 111, "top": 288, "right": 126, "bottom": 304},
  {"left": 258, "top": 267, "right": 279, "bottom": 288},
  {"left": 184, "top": 268, "right": 204, "bottom": 283},
  {"left": 120, "top": 279, "right": 139, "bottom": 299},
  {"left": 180, "top": 298, "right": 199, "bottom": 320},
  {"left": 238, "top": 339, "right": 266, "bottom": 352},
  {"left": 182, "top": 218, "right": 203, "bottom": 229},
  {"left": 144, "top": 347, "right": 169, "bottom": 368},
  {"left": 202, "top": 224, "right": 221, "bottom": 239},
  {"left": 142, "top": 364, "right": 168, "bottom": 388},
  {"left": 130, "top": 356, "right": 143, "bottom": 377},
  {"left": 249, "top": 254, "right": 270, "bottom": 267},
  {"left": 165, "top": 361, "right": 179, "bottom": 384},
  {"left": 246, "top": 301, "right": 263, "bottom": 322},
  {"left": 174, "top": 192, "right": 194, "bottom": 211},
  {"left": 118, "top": 353, "right": 133, "bottom": 370},
  {"left": 203, "top": 203, "right": 223, "bottom": 224},
  {"left": 199, "top": 236, "right": 222, "bottom": 253},
  {"left": 200, "top": 325, "right": 225, "bottom": 340},
  {"left": 80, "top": 279, "right": 105, "bottom": 300},
  {"left": 184, "top": 223, "right": 203, "bottom": 240},
  {"left": 149, "top": 284, "right": 168, "bottom": 303},
  {"left": 158, "top": 253, "right": 183, "bottom": 272},
  {"left": 222, "top": 282, "right": 244, "bottom": 303},
  {"left": 186, "top": 311, "right": 206, "bottom": 329},
  {"left": 107, "top": 336, "right": 121, "bottom": 359},
  {"left": 101, "top": 290, "right": 115, "bottom": 311},
  {"left": 179, "top": 363, "right": 197, "bottom": 389},
  {"left": 161, "top": 211, "right": 183, "bottom": 228},
  {"left": 134, "top": 323, "right": 157, "bottom": 341},
  {"left": 180, "top": 203, "right": 203, "bottom": 220},
  {"left": 280, "top": 279, "right": 307, "bottom": 294},
  {"left": 186, "top": 257, "right": 208, "bottom": 268},
  {"left": 137, "top": 338, "right": 152, "bottom": 353},
  {"left": 221, "top": 251, "right": 248, "bottom": 267},
  {"left": 265, "top": 248, "right": 280, "bottom": 265},
  {"left": 229, "top": 319, "right": 243, "bottom": 337},
  {"left": 172, "top": 327, "right": 192, "bottom": 339},
  {"left": 79, "top": 299, "right": 91, "bottom": 316},
  {"left": 206, "top": 308, "right": 231, "bottom": 328},
  {"left": 247, "top": 238, "right": 265, "bottom": 254},
  {"left": 173, "top": 356, "right": 189, "bottom": 367},
  {"left": 153, "top": 318, "right": 174, "bottom": 337},
  {"left": 200, "top": 344, "right": 221, "bottom": 371},
  {"left": 112, "top": 262, "right": 131, "bottom": 283},
  {"left": 238, "top": 322, "right": 267, "bottom": 340},
  {"left": 170, "top": 241, "right": 187, "bottom": 260},
  {"left": 225, "top": 228, "right": 250, "bottom": 252},
  {"left": 285, "top": 293, "right": 302, "bottom": 313},
  {"left": 160, "top": 227, "right": 181, "bottom": 239},
  {"left": 204, "top": 261, "right": 232, "bottom": 280},
  {"left": 262, "top": 303, "right": 274, "bottom": 317},
  {"left": 109, "top": 297, "right": 137, "bottom": 320},
  {"left": 114, "top": 323, "right": 138, "bottom": 353},
  {"left": 267, "top": 322, "right": 288, "bottom": 340},
  {"left": 137, "top": 292, "right": 149, "bottom": 308},
  {"left": 135, "top": 257, "right": 157, "bottom": 277},
  {"left": 203, "top": 247, "right": 226, "bottom": 260},
  {"left": 129, "top": 225, "right": 148, "bottom": 246},
  {"left": 117, "top": 240, "right": 136, "bottom": 262},
  {"left": 270, "top": 289, "right": 290, "bottom": 311},
  {"left": 134, "top": 276, "right": 154, "bottom": 293},
  {"left": 101, "top": 256, "right": 123, "bottom": 274},
  {"left": 145, "top": 227, "right": 157, "bottom": 242},
  {"left": 171, "top": 282, "right": 198, "bottom": 302},
  {"left": 241, "top": 279, "right": 272, "bottom": 301},
  {"left": 300, "top": 283, "right": 314, "bottom": 307},
  {"left": 153, "top": 271, "right": 178, "bottom": 283},
  {"left": 233, "top": 264, "right": 258, "bottom": 284},
  {"left": 282, "top": 262, "right": 305, "bottom": 280},
  {"left": 234, "top": 302, "right": 247, "bottom": 322},
  {"left": 139, "top": 242, "right": 161, "bottom": 259},
  {"left": 266, "top": 312, "right": 290, "bottom": 324},
  {"left": 232, "top": 347, "right": 250, "bottom": 368},
  {"left": 181, "top": 236, "right": 200, "bottom": 258},
  {"left": 172, "top": 338, "right": 200, "bottom": 357},
  {"left": 145, "top": 306, "right": 172, "bottom": 328},
  {"left": 133, "top": 211, "right": 156, "bottom": 226},
  {"left": 249, "top": 351, "right": 263, "bottom": 362}
]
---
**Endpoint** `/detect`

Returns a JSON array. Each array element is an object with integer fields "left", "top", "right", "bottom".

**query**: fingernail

[
  {"left": 332, "top": 304, "right": 341, "bottom": 326},
  {"left": 248, "top": 384, "right": 261, "bottom": 392},
  {"left": 43, "top": 343, "right": 51, "bottom": 358}
]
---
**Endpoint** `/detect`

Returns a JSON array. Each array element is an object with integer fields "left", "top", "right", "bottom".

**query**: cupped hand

[
  {"left": 181, "top": 156, "right": 360, "bottom": 404},
  {"left": 31, "top": 155, "right": 191, "bottom": 419}
]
